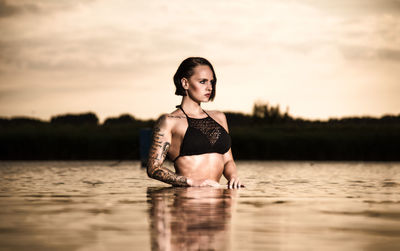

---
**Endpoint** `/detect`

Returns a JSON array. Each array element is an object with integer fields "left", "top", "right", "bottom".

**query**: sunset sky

[{"left": 0, "top": 0, "right": 399, "bottom": 121}]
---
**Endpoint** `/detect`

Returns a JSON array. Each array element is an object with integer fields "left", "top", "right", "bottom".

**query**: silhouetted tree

[
  {"left": 0, "top": 117, "right": 45, "bottom": 127},
  {"left": 104, "top": 114, "right": 137, "bottom": 125},
  {"left": 252, "top": 101, "right": 292, "bottom": 124},
  {"left": 50, "top": 112, "right": 99, "bottom": 126}
]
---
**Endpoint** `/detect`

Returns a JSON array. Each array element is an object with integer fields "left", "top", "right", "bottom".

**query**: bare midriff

[{"left": 173, "top": 153, "right": 225, "bottom": 182}]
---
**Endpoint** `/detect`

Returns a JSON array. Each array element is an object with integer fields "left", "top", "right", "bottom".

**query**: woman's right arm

[{"left": 146, "top": 115, "right": 190, "bottom": 186}]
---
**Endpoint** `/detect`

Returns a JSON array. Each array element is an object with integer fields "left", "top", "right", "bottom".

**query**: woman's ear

[{"left": 181, "top": 78, "right": 189, "bottom": 90}]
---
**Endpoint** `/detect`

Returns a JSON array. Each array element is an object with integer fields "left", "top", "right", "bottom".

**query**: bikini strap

[
  {"left": 176, "top": 105, "right": 191, "bottom": 126},
  {"left": 173, "top": 155, "right": 181, "bottom": 162},
  {"left": 176, "top": 105, "right": 189, "bottom": 117},
  {"left": 176, "top": 105, "right": 209, "bottom": 119}
]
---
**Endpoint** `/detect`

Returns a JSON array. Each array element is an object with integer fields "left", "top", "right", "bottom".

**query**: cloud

[
  {"left": 0, "top": 0, "right": 43, "bottom": 18},
  {"left": 300, "top": 0, "right": 400, "bottom": 15},
  {"left": 0, "top": 0, "right": 20, "bottom": 17},
  {"left": 1, "top": 0, "right": 400, "bottom": 74},
  {"left": 0, "top": 0, "right": 95, "bottom": 18},
  {"left": 1, "top": 0, "right": 400, "bottom": 120},
  {"left": 0, "top": 31, "right": 196, "bottom": 73},
  {"left": 0, "top": 0, "right": 204, "bottom": 73},
  {"left": 341, "top": 45, "right": 400, "bottom": 61}
]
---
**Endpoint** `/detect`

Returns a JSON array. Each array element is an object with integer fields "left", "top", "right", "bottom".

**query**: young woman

[{"left": 146, "top": 57, "right": 243, "bottom": 189}]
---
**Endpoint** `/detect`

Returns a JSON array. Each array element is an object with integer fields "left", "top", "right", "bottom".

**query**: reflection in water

[
  {"left": 1, "top": 161, "right": 400, "bottom": 250},
  {"left": 147, "top": 187, "right": 237, "bottom": 251}
]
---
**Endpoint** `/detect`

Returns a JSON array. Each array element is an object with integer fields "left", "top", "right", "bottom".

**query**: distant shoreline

[{"left": 1, "top": 108, "right": 399, "bottom": 161}]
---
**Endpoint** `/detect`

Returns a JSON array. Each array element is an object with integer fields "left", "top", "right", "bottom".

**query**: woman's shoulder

[
  {"left": 155, "top": 109, "right": 186, "bottom": 128},
  {"left": 205, "top": 110, "right": 228, "bottom": 128},
  {"left": 205, "top": 110, "right": 226, "bottom": 120},
  {"left": 167, "top": 108, "right": 187, "bottom": 120}
]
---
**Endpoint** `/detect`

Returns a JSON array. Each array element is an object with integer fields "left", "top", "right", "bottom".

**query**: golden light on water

[{"left": 0, "top": 0, "right": 399, "bottom": 121}]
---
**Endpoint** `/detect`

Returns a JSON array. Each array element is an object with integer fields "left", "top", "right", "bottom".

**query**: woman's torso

[{"left": 167, "top": 107, "right": 230, "bottom": 182}]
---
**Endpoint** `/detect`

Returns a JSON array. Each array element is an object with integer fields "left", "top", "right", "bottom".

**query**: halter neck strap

[
  {"left": 176, "top": 105, "right": 189, "bottom": 117},
  {"left": 202, "top": 109, "right": 210, "bottom": 117},
  {"left": 176, "top": 105, "right": 209, "bottom": 119}
]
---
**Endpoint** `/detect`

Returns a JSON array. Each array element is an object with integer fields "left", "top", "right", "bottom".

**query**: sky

[{"left": 0, "top": 0, "right": 399, "bottom": 121}]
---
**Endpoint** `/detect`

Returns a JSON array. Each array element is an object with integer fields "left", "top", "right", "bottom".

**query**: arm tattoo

[
  {"left": 149, "top": 127, "right": 164, "bottom": 161},
  {"left": 167, "top": 115, "right": 185, "bottom": 119},
  {"left": 147, "top": 121, "right": 189, "bottom": 187},
  {"left": 152, "top": 167, "right": 188, "bottom": 187}
]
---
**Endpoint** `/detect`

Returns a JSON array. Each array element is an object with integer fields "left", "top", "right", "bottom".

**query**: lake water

[{"left": 0, "top": 161, "right": 399, "bottom": 251}]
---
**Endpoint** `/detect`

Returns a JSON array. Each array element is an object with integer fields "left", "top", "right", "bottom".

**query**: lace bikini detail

[
  {"left": 172, "top": 105, "right": 231, "bottom": 162},
  {"left": 188, "top": 117, "right": 222, "bottom": 145}
]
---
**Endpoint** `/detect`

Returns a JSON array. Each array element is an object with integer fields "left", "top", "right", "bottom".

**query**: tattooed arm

[{"left": 146, "top": 115, "right": 190, "bottom": 187}]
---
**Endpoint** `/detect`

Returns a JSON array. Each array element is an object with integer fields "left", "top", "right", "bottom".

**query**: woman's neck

[{"left": 180, "top": 97, "right": 204, "bottom": 116}]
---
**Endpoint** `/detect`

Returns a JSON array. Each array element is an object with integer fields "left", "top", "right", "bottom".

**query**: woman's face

[{"left": 184, "top": 65, "right": 214, "bottom": 103}]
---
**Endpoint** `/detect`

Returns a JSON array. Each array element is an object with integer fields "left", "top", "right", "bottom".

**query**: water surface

[{"left": 0, "top": 161, "right": 399, "bottom": 250}]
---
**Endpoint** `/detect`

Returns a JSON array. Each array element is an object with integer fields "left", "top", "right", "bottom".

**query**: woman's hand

[
  {"left": 227, "top": 177, "right": 244, "bottom": 189},
  {"left": 187, "top": 178, "right": 221, "bottom": 188}
]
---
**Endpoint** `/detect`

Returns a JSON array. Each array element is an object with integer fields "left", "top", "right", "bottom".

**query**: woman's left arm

[
  {"left": 223, "top": 149, "right": 242, "bottom": 189},
  {"left": 217, "top": 112, "right": 243, "bottom": 189}
]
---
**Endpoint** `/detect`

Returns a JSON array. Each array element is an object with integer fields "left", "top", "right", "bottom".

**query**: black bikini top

[{"left": 173, "top": 105, "right": 231, "bottom": 162}]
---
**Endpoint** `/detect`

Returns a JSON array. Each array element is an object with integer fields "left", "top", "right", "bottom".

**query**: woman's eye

[{"left": 200, "top": 80, "right": 205, "bottom": 84}]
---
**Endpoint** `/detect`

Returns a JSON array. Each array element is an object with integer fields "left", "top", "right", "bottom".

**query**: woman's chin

[{"left": 195, "top": 98, "right": 209, "bottom": 103}]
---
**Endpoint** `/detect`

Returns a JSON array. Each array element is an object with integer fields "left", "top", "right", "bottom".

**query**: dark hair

[{"left": 173, "top": 57, "right": 217, "bottom": 101}]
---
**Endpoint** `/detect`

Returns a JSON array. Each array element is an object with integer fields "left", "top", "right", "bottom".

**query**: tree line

[{"left": 1, "top": 102, "right": 399, "bottom": 161}]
